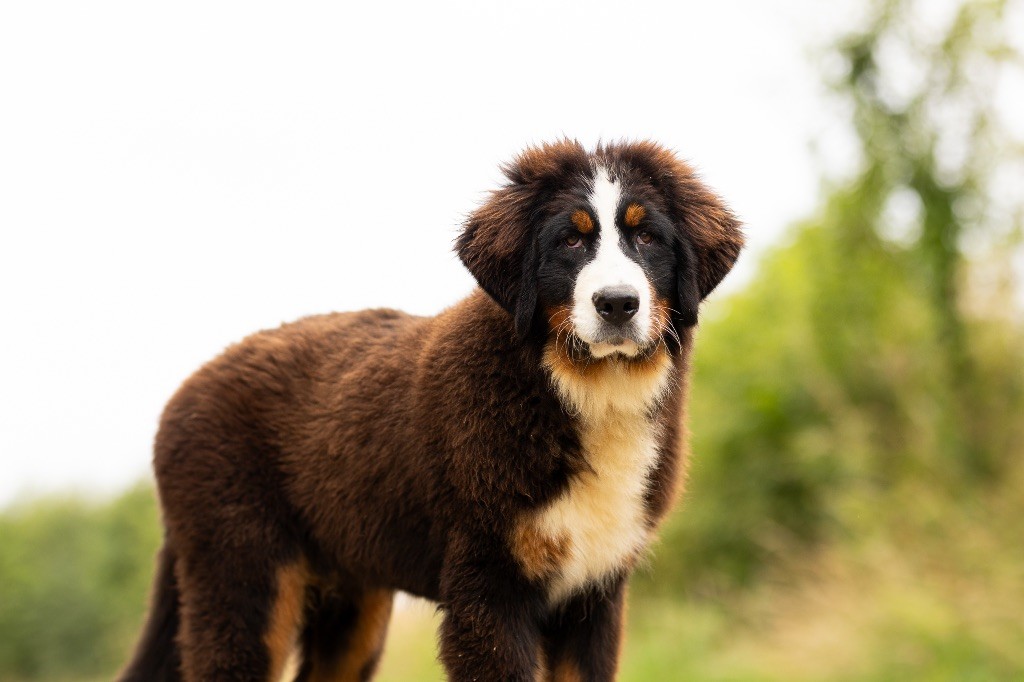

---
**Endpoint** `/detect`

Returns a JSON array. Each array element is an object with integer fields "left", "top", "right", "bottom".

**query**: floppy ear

[
  {"left": 674, "top": 235, "right": 701, "bottom": 329},
  {"left": 608, "top": 141, "right": 744, "bottom": 301},
  {"left": 513, "top": 234, "right": 539, "bottom": 338},
  {"left": 674, "top": 176, "right": 744, "bottom": 300},
  {"left": 456, "top": 140, "right": 590, "bottom": 337},
  {"left": 455, "top": 181, "right": 536, "bottom": 317}
]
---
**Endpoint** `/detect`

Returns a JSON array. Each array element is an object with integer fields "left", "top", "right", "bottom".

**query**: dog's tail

[{"left": 118, "top": 540, "right": 183, "bottom": 682}]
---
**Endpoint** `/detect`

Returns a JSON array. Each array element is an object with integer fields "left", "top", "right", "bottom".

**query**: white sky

[{"left": 0, "top": 0, "right": 869, "bottom": 506}]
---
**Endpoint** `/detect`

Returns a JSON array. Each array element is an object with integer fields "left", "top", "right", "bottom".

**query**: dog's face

[
  {"left": 533, "top": 167, "right": 681, "bottom": 359},
  {"left": 457, "top": 140, "right": 743, "bottom": 360}
]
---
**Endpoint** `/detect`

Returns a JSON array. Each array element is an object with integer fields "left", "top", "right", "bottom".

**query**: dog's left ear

[
  {"left": 674, "top": 236, "right": 701, "bottom": 329},
  {"left": 674, "top": 174, "right": 744, "bottom": 302},
  {"left": 608, "top": 141, "right": 744, "bottom": 328},
  {"left": 456, "top": 140, "right": 589, "bottom": 338}
]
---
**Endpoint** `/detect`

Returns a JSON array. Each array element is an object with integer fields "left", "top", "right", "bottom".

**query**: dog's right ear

[
  {"left": 456, "top": 140, "right": 589, "bottom": 334},
  {"left": 456, "top": 180, "right": 535, "bottom": 316}
]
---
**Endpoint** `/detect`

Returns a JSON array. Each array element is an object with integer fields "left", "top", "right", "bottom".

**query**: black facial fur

[
  {"left": 534, "top": 211, "right": 596, "bottom": 311},
  {"left": 520, "top": 166, "right": 700, "bottom": 346}
]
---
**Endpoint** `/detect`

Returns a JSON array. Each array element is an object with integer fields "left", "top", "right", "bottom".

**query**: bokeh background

[{"left": 2, "top": 0, "right": 1022, "bottom": 680}]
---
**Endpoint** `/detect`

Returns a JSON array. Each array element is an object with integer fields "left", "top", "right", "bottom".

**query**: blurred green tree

[{"left": 645, "top": 0, "right": 1024, "bottom": 596}]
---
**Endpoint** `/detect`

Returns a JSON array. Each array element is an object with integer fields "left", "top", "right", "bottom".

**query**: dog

[{"left": 120, "top": 139, "right": 743, "bottom": 682}]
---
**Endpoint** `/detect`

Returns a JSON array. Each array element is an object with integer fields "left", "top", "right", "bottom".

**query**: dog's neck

[{"left": 541, "top": 340, "right": 674, "bottom": 422}]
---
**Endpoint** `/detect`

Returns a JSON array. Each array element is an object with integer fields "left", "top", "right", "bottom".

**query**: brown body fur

[{"left": 120, "top": 140, "right": 742, "bottom": 681}]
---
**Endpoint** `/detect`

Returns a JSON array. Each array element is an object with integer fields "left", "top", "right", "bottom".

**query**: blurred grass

[
  {"left": 0, "top": 485, "right": 160, "bottom": 681},
  {"left": 2, "top": 474, "right": 1022, "bottom": 681},
  {"left": 377, "top": 501, "right": 1024, "bottom": 682}
]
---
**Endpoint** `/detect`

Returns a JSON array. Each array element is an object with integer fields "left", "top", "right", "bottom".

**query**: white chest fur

[{"left": 525, "top": 348, "right": 673, "bottom": 603}]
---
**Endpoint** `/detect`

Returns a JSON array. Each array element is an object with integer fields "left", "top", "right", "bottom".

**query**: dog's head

[{"left": 457, "top": 140, "right": 743, "bottom": 359}]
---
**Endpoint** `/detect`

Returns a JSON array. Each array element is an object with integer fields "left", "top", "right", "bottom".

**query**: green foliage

[
  {"left": 641, "top": 0, "right": 1024, "bottom": 598},
  {"left": 0, "top": 485, "right": 161, "bottom": 680}
]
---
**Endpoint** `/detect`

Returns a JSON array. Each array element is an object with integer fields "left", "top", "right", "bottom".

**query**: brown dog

[{"left": 120, "top": 139, "right": 743, "bottom": 681}]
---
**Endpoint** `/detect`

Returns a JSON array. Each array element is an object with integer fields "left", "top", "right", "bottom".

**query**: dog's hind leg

[
  {"left": 293, "top": 588, "right": 394, "bottom": 682},
  {"left": 174, "top": 546, "right": 309, "bottom": 682}
]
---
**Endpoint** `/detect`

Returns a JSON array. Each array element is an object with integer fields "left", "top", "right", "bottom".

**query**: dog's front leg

[
  {"left": 542, "top": 576, "right": 628, "bottom": 681},
  {"left": 438, "top": 531, "right": 546, "bottom": 682}
]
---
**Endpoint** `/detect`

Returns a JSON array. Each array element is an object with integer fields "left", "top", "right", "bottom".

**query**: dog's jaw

[{"left": 587, "top": 339, "right": 641, "bottom": 358}]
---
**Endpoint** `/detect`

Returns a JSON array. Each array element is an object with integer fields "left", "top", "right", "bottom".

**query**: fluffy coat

[{"left": 120, "top": 139, "right": 743, "bottom": 682}]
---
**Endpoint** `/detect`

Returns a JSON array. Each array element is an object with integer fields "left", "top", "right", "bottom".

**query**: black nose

[{"left": 593, "top": 286, "right": 640, "bottom": 326}]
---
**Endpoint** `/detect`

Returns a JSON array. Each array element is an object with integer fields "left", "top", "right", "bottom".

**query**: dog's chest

[
  {"left": 515, "top": 353, "right": 673, "bottom": 604},
  {"left": 538, "top": 410, "right": 659, "bottom": 602}
]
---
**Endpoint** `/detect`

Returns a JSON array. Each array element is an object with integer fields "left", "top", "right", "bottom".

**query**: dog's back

[{"left": 127, "top": 307, "right": 433, "bottom": 680}]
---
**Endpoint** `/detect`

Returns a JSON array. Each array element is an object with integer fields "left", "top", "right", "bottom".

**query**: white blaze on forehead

[
  {"left": 589, "top": 167, "right": 622, "bottom": 242},
  {"left": 571, "top": 167, "right": 652, "bottom": 357}
]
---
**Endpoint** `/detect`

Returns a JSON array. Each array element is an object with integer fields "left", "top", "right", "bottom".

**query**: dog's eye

[
  {"left": 565, "top": 234, "right": 583, "bottom": 248},
  {"left": 635, "top": 230, "right": 654, "bottom": 246}
]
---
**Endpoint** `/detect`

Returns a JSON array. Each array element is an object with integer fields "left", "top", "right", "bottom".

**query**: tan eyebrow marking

[
  {"left": 624, "top": 203, "right": 646, "bottom": 227},
  {"left": 570, "top": 209, "right": 594, "bottom": 234}
]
